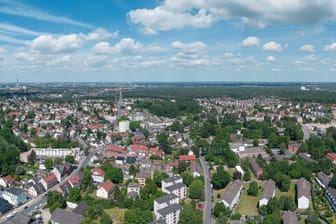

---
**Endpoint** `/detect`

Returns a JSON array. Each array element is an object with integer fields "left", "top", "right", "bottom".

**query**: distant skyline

[{"left": 1, "top": 0, "right": 336, "bottom": 82}]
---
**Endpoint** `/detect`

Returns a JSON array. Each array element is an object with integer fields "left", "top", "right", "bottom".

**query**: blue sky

[{"left": 1, "top": 0, "right": 336, "bottom": 82}]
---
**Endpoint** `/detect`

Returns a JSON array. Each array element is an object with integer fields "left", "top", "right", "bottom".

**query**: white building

[
  {"left": 297, "top": 178, "right": 310, "bottom": 209},
  {"left": 235, "top": 166, "right": 245, "bottom": 177},
  {"left": 127, "top": 183, "right": 141, "bottom": 197},
  {"left": 162, "top": 176, "right": 187, "bottom": 199},
  {"left": 30, "top": 147, "right": 80, "bottom": 161},
  {"left": 220, "top": 180, "right": 243, "bottom": 209},
  {"left": 1, "top": 188, "right": 27, "bottom": 207},
  {"left": 259, "top": 179, "right": 276, "bottom": 207},
  {"left": 91, "top": 167, "right": 105, "bottom": 183},
  {"left": 96, "top": 180, "right": 114, "bottom": 199},
  {"left": 154, "top": 194, "right": 181, "bottom": 224},
  {"left": 119, "top": 120, "right": 130, "bottom": 133}
]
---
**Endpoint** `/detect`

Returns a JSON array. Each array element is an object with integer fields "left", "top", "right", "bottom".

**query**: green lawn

[
  {"left": 276, "top": 181, "right": 296, "bottom": 200},
  {"left": 105, "top": 208, "right": 128, "bottom": 224},
  {"left": 235, "top": 183, "right": 261, "bottom": 216}
]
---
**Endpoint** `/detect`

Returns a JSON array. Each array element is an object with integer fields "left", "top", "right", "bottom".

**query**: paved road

[
  {"left": 0, "top": 146, "right": 97, "bottom": 223},
  {"left": 200, "top": 155, "right": 214, "bottom": 224}
]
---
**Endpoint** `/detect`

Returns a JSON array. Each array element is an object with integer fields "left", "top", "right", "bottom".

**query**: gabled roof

[
  {"left": 179, "top": 155, "right": 196, "bottom": 161},
  {"left": 68, "top": 175, "right": 81, "bottom": 186},
  {"left": 317, "top": 171, "right": 331, "bottom": 187},
  {"left": 297, "top": 177, "right": 310, "bottom": 199},
  {"left": 155, "top": 194, "right": 179, "bottom": 204},
  {"left": 1, "top": 175, "right": 14, "bottom": 185},
  {"left": 260, "top": 179, "right": 275, "bottom": 201},
  {"left": 282, "top": 211, "right": 298, "bottom": 224},
  {"left": 11, "top": 212, "right": 31, "bottom": 224},
  {"left": 91, "top": 167, "right": 105, "bottom": 177},
  {"left": 105, "top": 145, "right": 125, "bottom": 153},
  {"left": 43, "top": 173, "right": 57, "bottom": 184},
  {"left": 100, "top": 180, "right": 114, "bottom": 192},
  {"left": 221, "top": 180, "right": 243, "bottom": 205}
]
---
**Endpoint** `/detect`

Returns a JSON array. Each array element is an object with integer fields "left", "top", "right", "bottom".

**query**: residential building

[
  {"left": 0, "top": 175, "right": 14, "bottom": 188},
  {"left": 127, "top": 182, "right": 141, "bottom": 198},
  {"left": 0, "top": 198, "right": 10, "bottom": 215},
  {"left": 249, "top": 157, "right": 263, "bottom": 179},
  {"left": 11, "top": 212, "right": 32, "bottom": 224},
  {"left": 189, "top": 161, "right": 202, "bottom": 178},
  {"left": 96, "top": 180, "right": 114, "bottom": 199},
  {"left": 298, "top": 153, "right": 316, "bottom": 163},
  {"left": 50, "top": 208, "right": 83, "bottom": 224},
  {"left": 162, "top": 176, "right": 187, "bottom": 199},
  {"left": 28, "top": 182, "right": 45, "bottom": 197},
  {"left": 135, "top": 171, "right": 151, "bottom": 186},
  {"left": 51, "top": 163, "right": 72, "bottom": 182},
  {"left": 297, "top": 177, "right": 310, "bottom": 209},
  {"left": 316, "top": 172, "right": 331, "bottom": 189},
  {"left": 1, "top": 187, "right": 27, "bottom": 207},
  {"left": 91, "top": 167, "right": 105, "bottom": 183},
  {"left": 40, "top": 173, "right": 58, "bottom": 190},
  {"left": 282, "top": 211, "right": 298, "bottom": 224},
  {"left": 68, "top": 175, "right": 81, "bottom": 188},
  {"left": 178, "top": 155, "right": 196, "bottom": 161},
  {"left": 327, "top": 152, "right": 336, "bottom": 164},
  {"left": 30, "top": 147, "right": 80, "bottom": 160},
  {"left": 220, "top": 180, "right": 243, "bottom": 209},
  {"left": 154, "top": 194, "right": 181, "bottom": 224},
  {"left": 326, "top": 187, "right": 336, "bottom": 212},
  {"left": 259, "top": 179, "right": 276, "bottom": 207}
]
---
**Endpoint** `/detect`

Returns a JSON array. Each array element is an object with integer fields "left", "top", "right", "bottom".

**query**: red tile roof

[
  {"left": 327, "top": 152, "right": 336, "bottom": 161},
  {"left": 100, "top": 180, "right": 114, "bottom": 192},
  {"left": 68, "top": 175, "right": 80, "bottom": 186},
  {"left": 130, "top": 144, "right": 148, "bottom": 151},
  {"left": 44, "top": 173, "right": 57, "bottom": 183},
  {"left": 105, "top": 145, "right": 125, "bottom": 153},
  {"left": 91, "top": 167, "right": 105, "bottom": 177},
  {"left": 179, "top": 155, "right": 196, "bottom": 161},
  {"left": 2, "top": 175, "right": 14, "bottom": 185}
]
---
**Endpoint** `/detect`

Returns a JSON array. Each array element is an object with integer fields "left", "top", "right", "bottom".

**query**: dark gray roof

[
  {"left": 11, "top": 212, "right": 31, "bottom": 224},
  {"left": 297, "top": 177, "right": 310, "bottom": 199},
  {"left": 260, "top": 179, "right": 276, "bottom": 201},
  {"left": 162, "top": 175, "right": 182, "bottom": 184},
  {"left": 51, "top": 208, "right": 83, "bottom": 224},
  {"left": 221, "top": 180, "right": 243, "bottom": 205},
  {"left": 32, "top": 182, "right": 45, "bottom": 194},
  {"left": 298, "top": 153, "right": 316, "bottom": 163},
  {"left": 326, "top": 187, "right": 336, "bottom": 201},
  {"left": 6, "top": 187, "right": 25, "bottom": 196},
  {"left": 317, "top": 172, "right": 331, "bottom": 187},
  {"left": 155, "top": 194, "right": 179, "bottom": 204},
  {"left": 165, "top": 183, "right": 186, "bottom": 192},
  {"left": 0, "top": 198, "right": 10, "bottom": 213},
  {"left": 157, "top": 204, "right": 181, "bottom": 216},
  {"left": 72, "top": 202, "right": 87, "bottom": 215},
  {"left": 282, "top": 211, "right": 298, "bottom": 224},
  {"left": 249, "top": 158, "right": 262, "bottom": 176}
]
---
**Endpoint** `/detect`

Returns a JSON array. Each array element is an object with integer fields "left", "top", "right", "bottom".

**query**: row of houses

[{"left": 219, "top": 177, "right": 311, "bottom": 211}]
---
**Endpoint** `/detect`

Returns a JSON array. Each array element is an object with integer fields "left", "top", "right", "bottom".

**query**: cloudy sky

[{"left": 1, "top": 0, "right": 336, "bottom": 82}]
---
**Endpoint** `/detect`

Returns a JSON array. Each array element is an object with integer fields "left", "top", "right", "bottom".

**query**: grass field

[
  {"left": 105, "top": 208, "right": 128, "bottom": 224},
  {"left": 276, "top": 180, "right": 296, "bottom": 200},
  {"left": 235, "top": 183, "right": 261, "bottom": 216}
]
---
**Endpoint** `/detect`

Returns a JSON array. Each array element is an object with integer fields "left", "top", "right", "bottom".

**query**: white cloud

[
  {"left": 266, "top": 56, "right": 276, "bottom": 62},
  {"left": 14, "top": 51, "right": 34, "bottom": 61},
  {"left": 92, "top": 42, "right": 112, "bottom": 55},
  {"left": 0, "top": 34, "right": 25, "bottom": 44},
  {"left": 170, "top": 41, "right": 208, "bottom": 66},
  {"left": 30, "top": 34, "right": 83, "bottom": 53},
  {"left": 324, "top": 42, "right": 336, "bottom": 52},
  {"left": 241, "top": 36, "right": 260, "bottom": 47},
  {"left": 300, "top": 44, "right": 315, "bottom": 52},
  {"left": 114, "top": 38, "right": 143, "bottom": 54},
  {"left": 128, "top": 0, "right": 336, "bottom": 33},
  {"left": 0, "top": 23, "right": 42, "bottom": 36},
  {"left": 86, "top": 28, "right": 118, "bottom": 41},
  {"left": 0, "top": 0, "right": 92, "bottom": 28},
  {"left": 262, "top": 41, "right": 283, "bottom": 52}
]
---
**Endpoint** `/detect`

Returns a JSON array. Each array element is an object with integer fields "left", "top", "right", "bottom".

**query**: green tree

[
  {"left": 189, "top": 179, "right": 204, "bottom": 199},
  {"left": 178, "top": 205, "right": 203, "bottom": 224},
  {"left": 47, "top": 191, "right": 66, "bottom": 212},
  {"left": 100, "top": 213, "right": 112, "bottom": 224},
  {"left": 212, "top": 166, "right": 231, "bottom": 189},
  {"left": 182, "top": 171, "right": 194, "bottom": 186},
  {"left": 68, "top": 187, "right": 82, "bottom": 203},
  {"left": 123, "top": 209, "right": 152, "bottom": 224},
  {"left": 44, "top": 158, "right": 54, "bottom": 169},
  {"left": 247, "top": 181, "right": 258, "bottom": 196},
  {"left": 153, "top": 170, "right": 169, "bottom": 187},
  {"left": 65, "top": 155, "right": 75, "bottom": 164}
]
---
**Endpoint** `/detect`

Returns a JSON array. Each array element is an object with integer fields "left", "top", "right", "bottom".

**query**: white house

[
  {"left": 127, "top": 183, "right": 141, "bottom": 198},
  {"left": 161, "top": 175, "right": 187, "bottom": 199},
  {"left": 259, "top": 179, "right": 276, "bottom": 207},
  {"left": 1, "top": 188, "right": 27, "bottom": 207},
  {"left": 297, "top": 177, "right": 310, "bottom": 209},
  {"left": 91, "top": 167, "right": 105, "bottom": 183},
  {"left": 96, "top": 180, "right": 114, "bottom": 199},
  {"left": 154, "top": 194, "right": 181, "bottom": 224},
  {"left": 235, "top": 166, "right": 245, "bottom": 177},
  {"left": 220, "top": 180, "right": 243, "bottom": 210},
  {"left": 0, "top": 175, "right": 14, "bottom": 188},
  {"left": 28, "top": 183, "right": 45, "bottom": 197}
]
